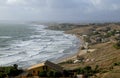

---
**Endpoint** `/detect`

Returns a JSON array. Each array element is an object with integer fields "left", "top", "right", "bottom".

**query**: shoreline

[
  {"left": 55, "top": 33, "right": 86, "bottom": 64},
  {"left": 44, "top": 25, "right": 83, "bottom": 64},
  {"left": 0, "top": 24, "right": 80, "bottom": 68},
  {"left": 0, "top": 24, "right": 85, "bottom": 68}
]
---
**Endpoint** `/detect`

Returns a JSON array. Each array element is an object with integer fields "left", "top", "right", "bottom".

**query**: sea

[{"left": 0, "top": 23, "right": 80, "bottom": 68}]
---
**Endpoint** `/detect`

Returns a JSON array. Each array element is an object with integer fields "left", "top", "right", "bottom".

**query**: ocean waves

[{"left": 0, "top": 24, "right": 80, "bottom": 68}]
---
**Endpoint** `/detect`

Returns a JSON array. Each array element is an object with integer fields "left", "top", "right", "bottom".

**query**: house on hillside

[
  {"left": 27, "top": 60, "right": 63, "bottom": 76},
  {"left": 15, "top": 60, "right": 87, "bottom": 78},
  {"left": 19, "top": 60, "right": 63, "bottom": 78}
]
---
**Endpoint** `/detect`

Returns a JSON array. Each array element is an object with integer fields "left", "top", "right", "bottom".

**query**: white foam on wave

[
  {"left": 0, "top": 24, "right": 80, "bottom": 68},
  {"left": 0, "top": 36, "right": 12, "bottom": 39}
]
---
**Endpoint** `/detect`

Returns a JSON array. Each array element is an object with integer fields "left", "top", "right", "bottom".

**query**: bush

[
  {"left": 47, "top": 71, "right": 54, "bottom": 77},
  {"left": 0, "top": 72, "right": 6, "bottom": 78},
  {"left": 94, "top": 65, "right": 99, "bottom": 73},
  {"left": 39, "top": 71, "right": 47, "bottom": 77},
  {"left": 113, "top": 41, "right": 120, "bottom": 49},
  {"left": 13, "top": 64, "right": 18, "bottom": 69},
  {"left": 54, "top": 71, "right": 62, "bottom": 77},
  {"left": 81, "top": 46, "right": 85, "bottom": 50},
  {"left": 106, "top": 30, "right": 116, "bottom": 37},
  {"left": 114, "top": 62, "right": 120, "bottom": 66},
  {"left": 75, "top": 65, "right": 100, "bottom": 77},
  {"left": 63, "top": 70, "right": 69, "bottom": 77},
  {"left": 8, "top": 68, "right": 18, "bottom": 76},
  {"left": 76, "top": 67, "right": 84, "bottom": 74},
  {"left": 0, "top": 64, "right": 23, "bottom": 77}
]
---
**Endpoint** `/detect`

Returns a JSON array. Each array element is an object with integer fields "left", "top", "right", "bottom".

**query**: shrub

[
  {"left": 39, "top": 71, "right": 47, "bottom": 77},
  {"left": 54, "top": 71, "right": 62, "bottom": 77},
  {"left": 114, "top": 62, "right": 120, "bottom": 66},
  {"left": 63, "top": 70, "right": 69, "bottom": 77},
  {"left": 13, "top": 64, "right": 18, "bottom": 69},
  {"left": 47, "top": 71, "right": 54, "bottom": 77},
  {"left": 81, "top": 46, "right": 85, "bottom": 50},
  {"left": 0, "top": 64, "right": 23, "bottom": 77},
  {"left": 113, "top": 41, "right": 120, "bottom": 49},
  {"left": 76, "top": 67, "right": 84, "bottom": 74},
  {"left": 0, "top": 72, "right": 6, "bottom": 78},
  {"left": 94, "top": 65, "right": 99, "bottom": 73}
]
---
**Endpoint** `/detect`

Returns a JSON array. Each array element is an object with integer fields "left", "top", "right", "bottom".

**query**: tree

[
  {"left": 83, "top": 66, "right": 93, "bottom": 77},
  {"left": 0, "top": 65, "right": 23, "bottom": 77},
  {"left": 13, "top": 64, "right": 18, "bottom": 69},
  {"left": 47, "top": 71, "right": 54, "bottom": 77},
  {"left": 0, "top": 72, "right": 6, "bottom": 78},
  {"left": 39, "top": 71, "right": 47, "bottom": 77},
  {"left": 8, "top": 68, "right": 17, "bottom": 76},
  {"left": 76, "top": 67, "right": 84, "bottom": 74},
  {"left": 54, "top": 71, "right": 62, "bottom": 77},
  {"left": 84, "top": 66, "right": 92, "bottom": 72},
  {"left": 63, "top": 70, "right": 69, "bottom": 77}
]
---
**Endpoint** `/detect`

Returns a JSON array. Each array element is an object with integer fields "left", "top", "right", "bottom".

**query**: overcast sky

[{"left": 0, "top": 0, "right": 120, "bottom": 23}]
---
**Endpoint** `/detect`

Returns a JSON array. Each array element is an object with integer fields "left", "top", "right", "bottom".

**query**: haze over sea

[{"left": 0, "top": 23, "right": 80, "bottom": 68}]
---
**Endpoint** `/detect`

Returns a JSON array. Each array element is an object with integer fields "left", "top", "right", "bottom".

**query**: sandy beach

[
  {"left": 55, "top": 34, "right": 87, "bottom": 63},
  {"left": 56, "top": 29, "right": 97, "bottom": 64}
]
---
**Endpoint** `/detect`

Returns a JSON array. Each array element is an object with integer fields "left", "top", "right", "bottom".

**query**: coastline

[
  {"left": 0, "top": 24, "right": 86, "bottom": 68},
  {"left": 0, "top": 24, "right": 81, "bottom": 68},
  {"left": 1, "top": 23, "right": 120, "bottom": 78},
  {"left": 45, "top": 24, "right": 88, "bottom": 64},
  {"left": 44, "top": 25, "right": 83, "bottom": 64},
  {"left": 55, "top": 32, "right": 86, "bottom": 64}
]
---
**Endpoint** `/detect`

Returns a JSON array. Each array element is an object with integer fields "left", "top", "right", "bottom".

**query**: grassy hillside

[{"left": 60, "top": 23, "right": 120, "bottom": 78}]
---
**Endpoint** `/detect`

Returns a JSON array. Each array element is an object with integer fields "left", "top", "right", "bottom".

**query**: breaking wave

[{"left": 0, "top": 24, "right": 80, "bottom": 68}]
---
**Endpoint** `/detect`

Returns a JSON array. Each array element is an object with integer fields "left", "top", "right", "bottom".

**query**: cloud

[
  {"left": 0, "top": 0, "right": 120, "bottom": 22},
  {"left": 90, "top": 0, "right": 102, "bottom": 6},
  {"left": 6, "top": 0, "right": 26, "bottom": 5}
]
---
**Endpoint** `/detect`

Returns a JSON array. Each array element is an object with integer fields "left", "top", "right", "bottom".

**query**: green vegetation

[
  {"left": 106, "top": 30, "right": 116, "bottom": 37},
  {"left": 114, "top": 62, "right": 120, "bottom": 66},
  {"left": 39, "top": 71, "right": 62, "bottom": 77},
  {"left": 74, "top": 65, "right": 100, "bottom": 78},
  {"left": 47, "top": 71, "right": 54, "bottom": 77},
  {"left": 63, "top": 70, "right": 70, "bottom": 77},
  {"left": 54, "top": 71, "right": 62, "bottom": 77},
  {"left": 0, "top": 64, "right": 23, "bottom": 78},
  {"left": 113, "top": 41, "right": 120, "bottom": 49},
  {"left": 37, "top": 66, "right": 100, "bottom": 78},
  {"left": 39, "top": 71, "right": 47, "bottom": 77}
]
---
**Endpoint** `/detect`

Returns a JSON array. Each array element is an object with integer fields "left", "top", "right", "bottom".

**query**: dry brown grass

[
  {"left": 61, "top": 24, "right": 120, "bottom": 78},
  {"left": 85, "top": 42, "right": 120, "bottom": 68},
  {"left": 62, "top": 42, "right": 120, "bottom": 69},
  {"left": 92, "top": 66, "right": 120, "bottom": 78}
]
